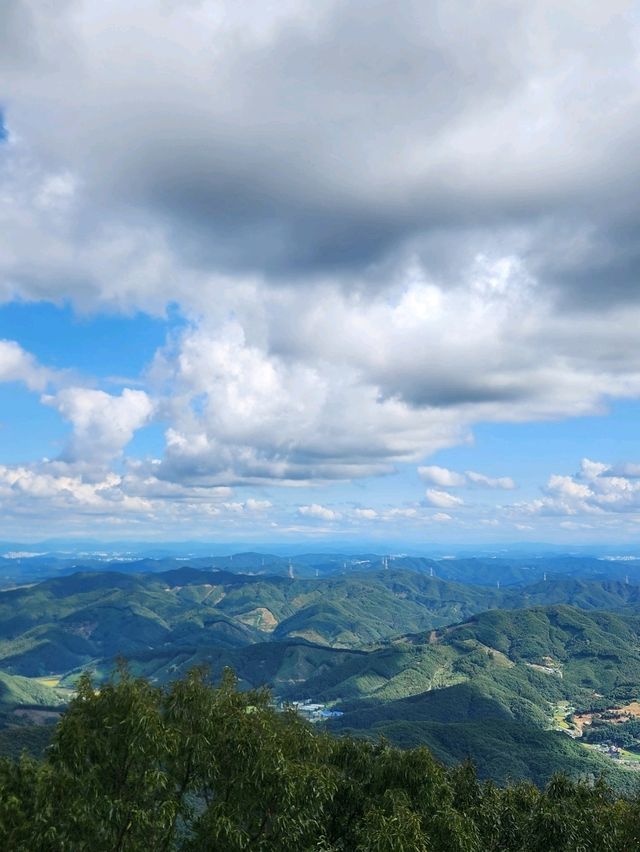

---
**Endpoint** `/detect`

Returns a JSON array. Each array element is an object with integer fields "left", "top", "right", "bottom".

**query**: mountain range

[{"left": 2, "top": 558, "right": 640, "bottom": 791}]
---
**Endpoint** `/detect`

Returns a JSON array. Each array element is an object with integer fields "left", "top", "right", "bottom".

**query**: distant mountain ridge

[
  {"left": 3, "top": 549, "right": 640, "bottom": 589},
  {"left": 3, "top": 564, "right": 640, "bottom": 790}
]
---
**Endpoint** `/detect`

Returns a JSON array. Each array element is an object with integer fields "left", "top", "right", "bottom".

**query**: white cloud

[
  {"left": 0, "top": 457, "right": 272, "bottom": 537},
  {"left": 465, "top": 471, "right": 516, "bottom": 490},
  {"left": 4, "top": 0, "right": 640, "bottom": 305},
  {"left": 297, "top": 503, "right": 340, "bottom": 521},
  {"left": 424, "top": 489, "right": 464, "bottom": 509},
  {"left": 419, "top": 464, "right": 515, "bottom": 489},
  {"left": 0, "top": 340, "right": 55, "bottom": 391},
  {"left": 35, "top": 173, "right": 76, "bottom": 211},
  {"left": 546, "top": 475, "right": 592, "bottom": 500},
  {"left": 432, "top": 513, "right": 453, "bottom": 522},
  {"left": 513, "top": 459, "right": 640, "bottom": 519},
  {"left": 418, "top": 465, "right": 466, "bottom": 487},
  {"left": 150, "top": 318, "right": 467, "bottom": 484},
  {"left": 0, "top": 464, "right": 152, "bottom": 515},
  {"left": 579, "top": 458, "right": 610, "bottom": 480},
  {"left": 44, "top": 387, "right": 155, "bottom": 465},
  {"left": 5, "top": 84, "right": 640, "bottom": 493},
  {"left": 3, "top": 2, "right": 640, "bottom": 538},
  {"left": 195, "top": 497, "right": 273, "bottom": 516},
  {"left": 385, "top": 508, "right": 418, "bottom": 519},
  {"left": 140, "top": 267, "right": 640, "bottom": 488},
  {"left": 245, "top": 498, "right": 272, "bottom": 512},
  {"left": 353, "top": 508, "right": 378, "bottom": 520},
  {"left": 559, "top": 521, "right": 594, "bottom": 530}
]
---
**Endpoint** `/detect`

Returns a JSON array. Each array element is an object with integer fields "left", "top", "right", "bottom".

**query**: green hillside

[
  {"left": 341, "top": 718, "right": 623, "bottom": 789},
  {"left": 4, "top": 567, "right": 640, "bottom": 681},
  {"left": 317, "top": 606, "right": 640, "bottom": 789},
  {"left": 65, "top": 601, "right": 640, "bottom": 787},
  {"left": 3, "top": 667, "right": 640, "bottom": 851},
  {"left": 441, "top": 605, "right": 640, "bottom": 697},
  {"left": 4, "top": 566, "right": 640, "bottom": 790},
  {"left": 0, "top": 567, "right": 507, "bottom": 676},
  {"left": 0, "top": 671, "right": 67, "bottom": 708}
]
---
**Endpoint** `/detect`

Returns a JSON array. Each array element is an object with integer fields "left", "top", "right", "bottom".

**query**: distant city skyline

[{"left": 1, "top": 2, "right": 640, "bottom": 542}]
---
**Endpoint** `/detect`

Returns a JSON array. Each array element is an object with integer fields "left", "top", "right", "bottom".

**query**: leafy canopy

[{"left": 1, "top": 666, "right": 640, "bottom": 851}]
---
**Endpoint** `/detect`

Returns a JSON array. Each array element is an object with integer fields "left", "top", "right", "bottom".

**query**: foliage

[
  {"left": 2, "top": 668, "right": 640, "bottom": 851},
  {"left": 0, "top": 724, "right": 54, "bottom": 760}
]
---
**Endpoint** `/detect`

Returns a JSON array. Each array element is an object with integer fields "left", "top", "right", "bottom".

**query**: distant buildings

[{"left": 287, "top": 699, "right": 344, "bottom": 722}]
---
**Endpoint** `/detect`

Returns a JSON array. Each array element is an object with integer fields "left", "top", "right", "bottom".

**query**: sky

[{"left": 1, "top": 0, "right": 640, "bottom": 545}]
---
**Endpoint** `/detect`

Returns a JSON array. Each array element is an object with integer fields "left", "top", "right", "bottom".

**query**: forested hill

[
  {"left": 5, "top": 567, "right": 640, "bottom": 791},
  {"left": 4, "top": 567, "right": 640, "bottom": 679},
  {"left": 0, "top": 567, "right": 505, "bottom": 676},
  {"left": 325, "top": 606, "right": 640, "bottom": 787},
  {"left": 2, "top": 666, "right": 640, "bottom": 852}
]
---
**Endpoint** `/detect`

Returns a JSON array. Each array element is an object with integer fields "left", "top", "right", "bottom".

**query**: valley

[{"left": 1, "top": 553, "right": 640, "bottom": 792}]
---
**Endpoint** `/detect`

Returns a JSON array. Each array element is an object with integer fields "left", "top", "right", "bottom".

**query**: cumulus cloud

[
  {"left": 385, "top": 508, "right": 418, "bottom": 519},
  {"left": 0, "top": 458, "right": 279, "bottom": 540},
  {"left": 577, "top": 458, "right": 610, "bottom": 480},
  {"left": 424, "top": 489, "right": 464, "bottom": 509},
  {"left": 44, "top": 387, "right": 155, "bottom": 465},
  {"left": 515, "top": 458, "right": 640, "bottom": 518},
  {"left": 245, "top": 498, "right": 272, "bottom": 512},
  {"left": 297, "top": 504, "right": 341, "bottom": 521},
  {"left": 2, "top": 2, "right": 640, "bottom": 313},
  {"left": 547, "top": 475, "right": 592, "bottom": 501},
  {"left": 4, "top": 1, "right": 640, "bottom": 298},
  {"left": 0, "top": 464, "right": 152, "bottom": 516},
  {"left": 134, "top": 265, "right": 640, "bottom": 487},
  {"left": 432, "top": 513, "right": 453, "bottom": 522},
  {"left": 419, "top": 465, "right": 515, "bottom": 489},
  {"left": 353, "top": 508, "right": 378, "bottom": 520},
  {"left": 465, "top": 471, "right": 516, "bottom": 490},
  {"left": 149, "top": 319, "right": 468, "bottom": 484},
  {"left": 418, "top": 466, "right": 466, "bottom": 488},
  {"left": 0, "top": 340, "right": 55, "bottom": 391},
  {"left": 2, "top": 3, "right": 640, "bottom": 489},
  {"left": 2, "top": 2, "right": 640, "bottom": 537}
]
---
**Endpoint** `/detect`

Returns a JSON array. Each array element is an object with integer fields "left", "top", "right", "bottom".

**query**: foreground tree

[{"left": 1, "top": 666, "right": 640, "bottom": 850}]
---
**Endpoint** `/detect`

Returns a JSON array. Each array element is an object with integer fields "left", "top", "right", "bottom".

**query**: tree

[{"left": 0, "top": 666, "right": 639, "bottom": 851}]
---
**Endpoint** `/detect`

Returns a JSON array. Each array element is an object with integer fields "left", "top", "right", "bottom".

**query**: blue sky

[{"left": 1, "top": 1, "right": 640, "bottom": 544}]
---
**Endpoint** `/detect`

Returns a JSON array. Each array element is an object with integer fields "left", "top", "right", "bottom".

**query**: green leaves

[
  {"left": 45, "top": 665, "right": 173, "bottom": 850},
  {"left": 1, "top": 666, "right": 640, "bottom": 851}
]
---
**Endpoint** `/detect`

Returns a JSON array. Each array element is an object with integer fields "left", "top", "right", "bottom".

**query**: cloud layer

[
  {"left": 1, "top": 1, "right": 640, "bottom": 538},
  {"left": 519, "top": 459, "right": 640, "bottom": 519}
]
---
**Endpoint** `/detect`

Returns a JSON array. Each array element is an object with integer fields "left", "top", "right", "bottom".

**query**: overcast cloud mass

[{"left": 1, "top": 0, "right": 640, "bottom": 543}]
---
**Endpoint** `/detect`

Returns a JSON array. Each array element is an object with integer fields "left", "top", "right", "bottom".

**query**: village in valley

[
  {"left": 283, "top": 699, "right": 344, "bottom": 723},
  {"left": 553, "top": 699, "right": 640, "bottom": 769}
]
